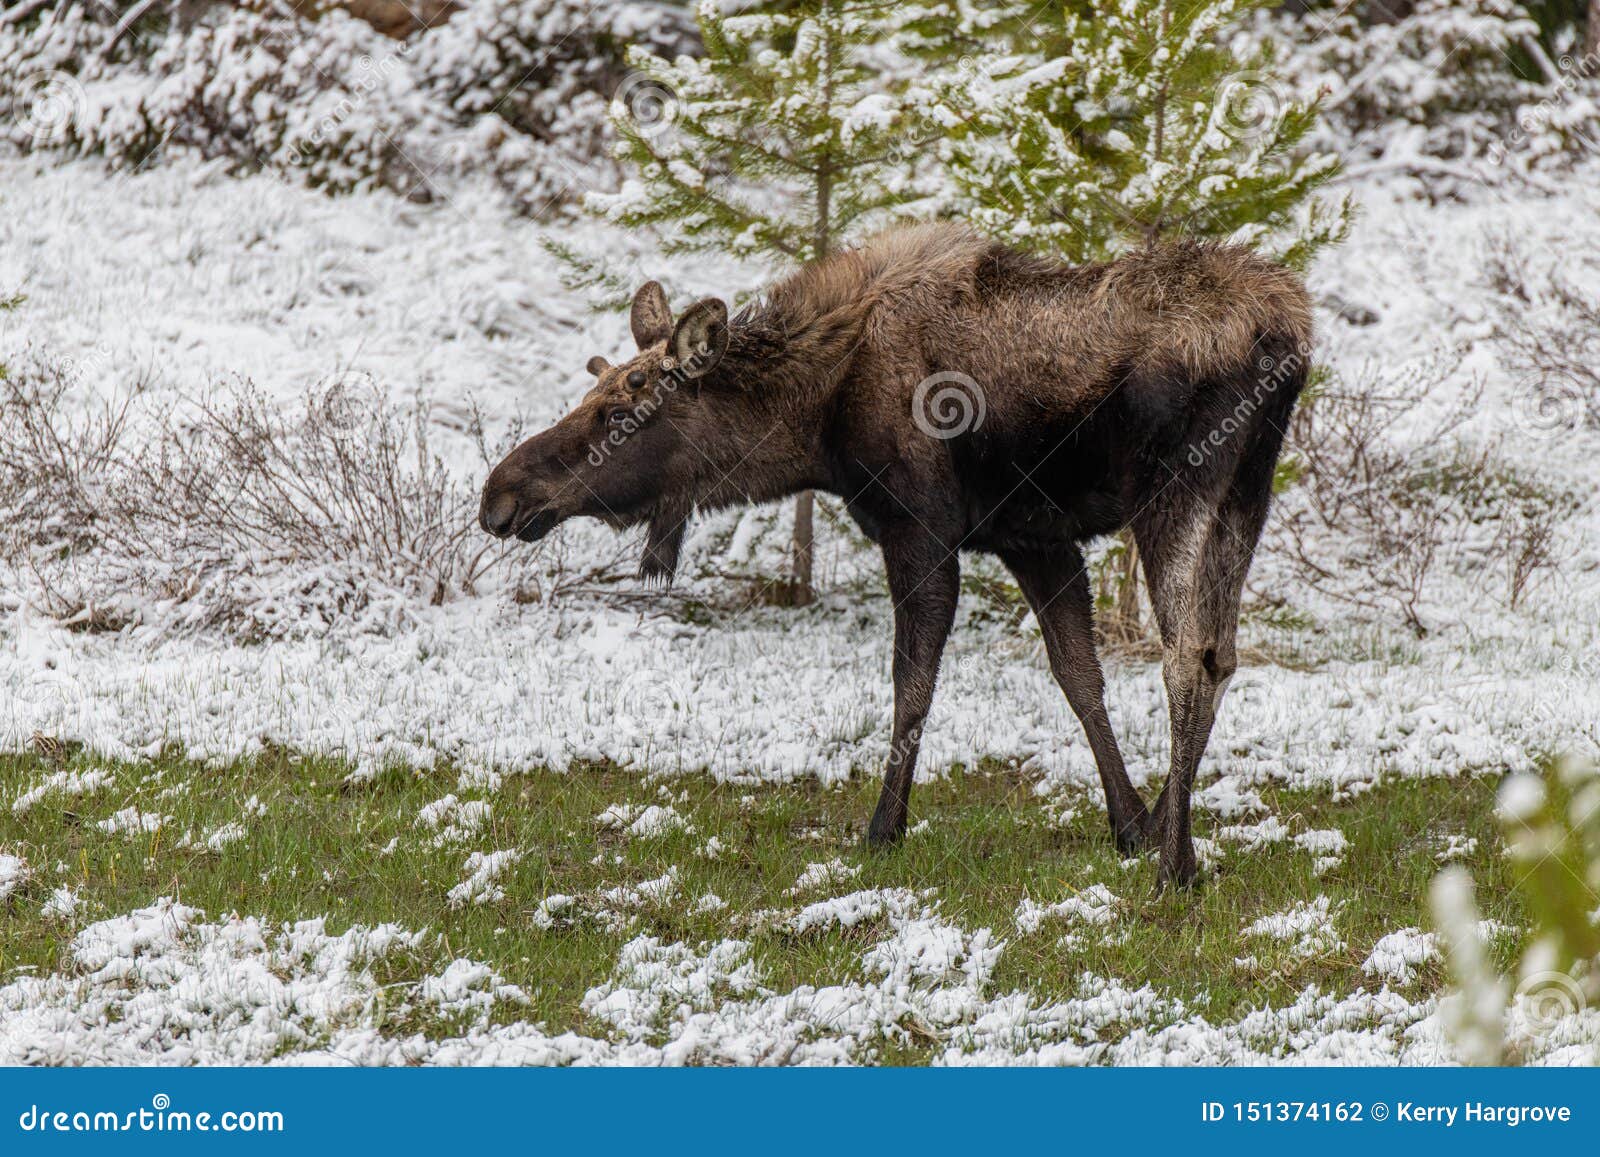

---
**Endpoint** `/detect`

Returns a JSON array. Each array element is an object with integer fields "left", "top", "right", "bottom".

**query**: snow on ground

[
  {"left": 1363, "top": 928, "right": 1442, "bottom": 987},
  {"left": 3, "top": 895, "right": 1595, "bottom": 1066},
  {"left": 0, "top": 851, "right": 29, "bottom": 901},
  {"left": 2, "top": 149, "right": 1600, "bottom": 1064},
  {"left": 2, "top": 155, "right": 1599, "bottom": 797}
]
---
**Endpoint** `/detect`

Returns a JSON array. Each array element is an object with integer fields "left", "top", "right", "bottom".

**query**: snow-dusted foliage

[
  {"left": 411, "top": 0, "right": 696, "bottom": 216},
  {"left": 0, "top": 0, "right": 699, "bottom": 213},
  {"left": 590, "top": 0, "right": 926, "bottom": 259},
  {"left": 908, "top": 0, "right": 1351, "bottom": 267},
  {"left": 0, "top": 2, "right": 428, "bottom": 196},
  {"left": 1261, "top": 0, "right": 1600, "bottom": 185},
  {"left": 128, "top": 5, "right": 428, "bottom": 195}
]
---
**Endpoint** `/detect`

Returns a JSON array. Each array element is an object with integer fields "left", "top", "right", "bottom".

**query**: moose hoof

[
  {"left": 1156, "top": 854, "right": 1200, "bottom": 893},
  {"left": 1114, "top": 826, "right": 1149, "bottom": 858},
  {"left": 1112, "top": 811, "right": 1153, "bottom": 857}
]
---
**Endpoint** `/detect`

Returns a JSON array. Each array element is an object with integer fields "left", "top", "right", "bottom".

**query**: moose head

[{"left": 479, "top": 281, "right": 731, "bottom": 581}]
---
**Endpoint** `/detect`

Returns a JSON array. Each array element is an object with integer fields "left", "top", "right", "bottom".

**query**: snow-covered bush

[
  {"left": 1268, "top": 354, "right": 1579, "bottom": 633},
  {"left": 0, "top": 3, "right": 127, "bottom": 148},
  {"left": 0, "top": 1, "right": 698, "bottom": 213},
  {"left": 1261, "top": 0, "right": 1600, "bottom": 184},
  {"left": 0, "top": 353, "right": 511, "bottom": 638},
  {"left": 128, "top": 5, "right": 428, "bottom": 194},
  {"left": 1, "top": 1, "right": 428, "bottom": 196},
  {"left": 411, "top": 0, "right": 696, "bottom": 215}
]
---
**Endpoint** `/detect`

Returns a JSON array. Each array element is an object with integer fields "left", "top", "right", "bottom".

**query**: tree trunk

[
  {"left": 785, "top": 2, "right": 837, "bottom": 609},
  {"left": 1589, "top": 0, "right": 1600, "bottom": 57},
  {"left": 789, "top": 490, "right": 816, "bottom": 605},
  {"left": 1102, "top": 537, "right": 1144, "bottom": 648}
]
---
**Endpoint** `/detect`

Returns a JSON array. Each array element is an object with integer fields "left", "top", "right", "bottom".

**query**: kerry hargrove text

[{"left": 1201, "top": 1100, "right": 1575, "bottom": 1127}]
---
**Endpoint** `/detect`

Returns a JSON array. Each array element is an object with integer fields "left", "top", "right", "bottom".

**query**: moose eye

[
  {"left": 626, "top": 370, "right": 647, "bottom": 389},
  {"left": 606, "top": 407, "right": 633, "bottom": 428}
]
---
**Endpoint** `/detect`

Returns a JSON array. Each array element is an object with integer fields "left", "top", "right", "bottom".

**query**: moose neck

[
  {"left": 683, "top": 277, "right": 871, "bottom": 515},
  {"left": 687, "top": 366, "right": 835, "bottom": 514}
]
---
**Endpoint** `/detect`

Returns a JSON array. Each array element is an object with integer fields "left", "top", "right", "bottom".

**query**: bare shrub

[
  {"left": 0, "top": 354, "right": 510, "bottom": 637},
  {"left": 1270, "top": 352, "right": 1577, "bottom": 633},
  {"left": 1483, "top": 233, "right": 1600, "bottom": 429}
]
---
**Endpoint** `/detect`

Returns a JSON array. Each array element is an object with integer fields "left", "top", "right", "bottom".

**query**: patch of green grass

[{"left": 0, "top": 747, "right": 1522, "bottom": 1056}]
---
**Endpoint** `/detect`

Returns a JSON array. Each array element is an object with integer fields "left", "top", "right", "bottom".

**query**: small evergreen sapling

[
  {"left": 590, "top": 0, "right": 922, "bottom": 604},
  {"left": 911, "top": 0, "right": 1351, "bottom": 266}
]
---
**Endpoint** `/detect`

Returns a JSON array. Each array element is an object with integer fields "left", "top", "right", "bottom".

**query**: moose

[{"left": 481, "top": 223, "right": 1311, "bottom": 888}]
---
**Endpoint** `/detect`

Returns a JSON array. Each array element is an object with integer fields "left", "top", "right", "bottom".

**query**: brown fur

[{"left": 481, "top": 223, "right": 1314, "bottom": 889}]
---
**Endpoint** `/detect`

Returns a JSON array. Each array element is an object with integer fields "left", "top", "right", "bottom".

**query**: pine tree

[
  {"left": 589, "top": 0, "right": 921, "bottom": 606},
  {"left": 911, "top": 0, "right": 1352, "bottom": 269},
  {"left": 906, "top": 0, "right": 1351, "bottom": 641}
]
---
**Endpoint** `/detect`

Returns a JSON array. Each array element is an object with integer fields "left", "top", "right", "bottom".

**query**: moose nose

[{"left": 481, "top": 492, "right": 520, "bottom": 538}]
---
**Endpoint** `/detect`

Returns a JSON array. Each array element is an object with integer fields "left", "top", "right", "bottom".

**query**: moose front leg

[
  {"left": 866, "top": 531, "right": 960, "bottom": 846},
  {"left": 1000, "top": 545, "right": 1150, "bottom": 855}
]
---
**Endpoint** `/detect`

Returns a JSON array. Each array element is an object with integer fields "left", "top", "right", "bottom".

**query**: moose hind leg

[
  {"left": 1154, "top": 598, "right": 1239, "bottom": 888},
  {"left": 1001, "top": 546, "right": 1149, "bottom": 854},
  {"left": 867, "top": 531, "right": 960, "bottom": 845},
  {"left": 1138, "top": 471, "right": 1278, "bottom": 888}
]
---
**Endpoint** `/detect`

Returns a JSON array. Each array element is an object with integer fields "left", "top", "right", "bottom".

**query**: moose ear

[
  {"left": 630, "top": 281, "right": 672, "bottom": 349},
  {"left": 586, "top": 356, "right": 610, "bottom": 377},
  {"left": 670, "top": 298, "right": 729, "bottom": 378}
]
